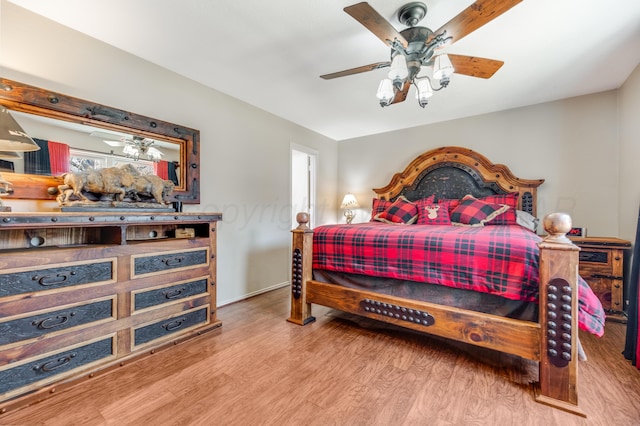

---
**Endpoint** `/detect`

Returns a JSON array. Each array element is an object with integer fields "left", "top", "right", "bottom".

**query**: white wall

[
  {"left": 338, "top": 91, "right": 622, "bottom": 239},
  {"left": 0, "top": 1, "right": 338, "bottom": 305},
  {"left": 619, "top": 64, "right": 640, "bottom": 243}
]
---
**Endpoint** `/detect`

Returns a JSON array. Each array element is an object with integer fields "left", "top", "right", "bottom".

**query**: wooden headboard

[{"left": 373, "top": 146, "right": 544, "bottom": 216}]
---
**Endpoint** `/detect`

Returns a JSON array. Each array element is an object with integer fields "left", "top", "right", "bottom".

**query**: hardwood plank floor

[{"left": 1, "top": 287, "right": 639, "bottom": 426}]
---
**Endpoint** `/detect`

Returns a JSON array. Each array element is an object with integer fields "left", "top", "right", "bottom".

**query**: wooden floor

[{"left": 2, "top": 287, "right": 639, "bottom": 426}]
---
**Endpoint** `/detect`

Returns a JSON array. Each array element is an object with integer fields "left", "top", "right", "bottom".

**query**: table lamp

[{"left": 340, "top": 193, "right": 359, "bottom": 224}]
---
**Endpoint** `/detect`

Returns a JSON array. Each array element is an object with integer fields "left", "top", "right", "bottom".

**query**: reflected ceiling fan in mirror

[
  {"left": 121, "top": 137, "right": 164, "bottom": 162},
  {"left": 95, "top": 131, "right": 164, "bottom": 162},
  {"left": 321, "top": 0, "right": 522, "bottom": 107}
]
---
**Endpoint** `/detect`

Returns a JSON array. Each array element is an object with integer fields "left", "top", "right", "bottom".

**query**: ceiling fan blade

[
  {"left": 433, "top": 0, "right": 522, "bottom": 44},
  {"left": 344, "top": 2, "right": 408, "bottom": 48},
  {"left": 391, "top": 81, "right": 410, "bottom": 105},
  {"left": 321, "top": 62, "right": 390, "bottom": 80},
  {"left": 449, "top": 54, "right": 504, "bottom": 79}
]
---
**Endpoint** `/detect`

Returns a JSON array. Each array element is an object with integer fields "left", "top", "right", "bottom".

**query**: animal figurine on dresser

[
  {"left": 128, "top": 174, "right": 175, "bottom": 204},
  {"left": 49, "top": 163, "right": 175, "bottom": 210}
]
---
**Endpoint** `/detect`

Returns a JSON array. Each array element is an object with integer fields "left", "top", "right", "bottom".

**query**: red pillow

[
  {"left": 479, "top": 193, "right": 519, "bottom": 225},
  {"left": 450, "top": 195, "right": 509, "bottom": 227},
  {"left": 416, "top": 200, "right": 451, "bottom": 225},
  {"left": 370, "top": 198, "right": 392, "bottom": 221},
  {"left": 440, "top": 198, "right": 460, "bottom": 215},
  {"left": 374, "top": 196, "right": 419, "bottom": 225}
]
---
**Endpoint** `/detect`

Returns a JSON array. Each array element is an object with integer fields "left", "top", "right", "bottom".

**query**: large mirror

[{"left": 0, "top": 77, "right": 200, "bottom": 205}]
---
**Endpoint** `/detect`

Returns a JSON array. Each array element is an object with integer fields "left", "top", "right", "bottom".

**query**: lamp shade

[
  {"left": 415, "top": 79, "right": 433, "bottom": 107},
  {"left": 376, "top": 79, "right": 395, "bottom": 104},
  {"left": 388, "top": 54, "right": 409, "bottom": 81},
  {"left": 0, "top": 108, "right": 40, "bottom": 152},
  {"left": 340, "top": 193, "right": 359, "bottom": 209},
  {"left": 433, "top": 54, "right": 455, "bottom": 80}
]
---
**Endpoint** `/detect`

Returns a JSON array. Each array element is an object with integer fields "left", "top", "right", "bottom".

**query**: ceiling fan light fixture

[
  {"left": 122, "top": 136, "right": 163, "bottom": 162},
  {"left": 123, "top": 143, "right": 140, "bottom": 161},
  {"left": 325, "top": 2, "right": 520, "bottom": 109},
  {"left": 376, "top": 79, "right": 395, "bottom": 107},
  {"left": 146, "top": 146, "right": 164, "bottom": 162},
  {"left": 388, "top": 54, "right": 409, "bottom": 81},
  {"left": 433, "top": 54, "right": 455, "bottom": 80},
  {"left": 415, "top": 78, "right": 433, "bottom": 107}
]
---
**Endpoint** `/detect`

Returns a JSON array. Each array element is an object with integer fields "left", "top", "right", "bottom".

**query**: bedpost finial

[
  {"left": 296, "top": 212, "right": 310, "bottom": 230},
  {"left": 542, "top": 212, "right": 572, "bottom": 243}
]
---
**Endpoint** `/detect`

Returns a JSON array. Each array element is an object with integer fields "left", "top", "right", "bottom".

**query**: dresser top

[
  {"left": 0, "top": 211, "right": 222, "bottom": 228},
  {"left": 569, "top": 236, "right": 631, "bottom": 248}
]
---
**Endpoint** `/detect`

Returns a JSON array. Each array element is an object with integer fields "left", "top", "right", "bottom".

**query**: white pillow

[{"left": 516, "top": 210, "right": 539, "bottom": 233}]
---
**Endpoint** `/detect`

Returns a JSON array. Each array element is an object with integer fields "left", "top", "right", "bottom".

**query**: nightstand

[{"left": 570, "top": 236, "right": 631, "bottom": 323}]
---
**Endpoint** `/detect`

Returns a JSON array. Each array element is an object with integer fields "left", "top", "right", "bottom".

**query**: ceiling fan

[
  {"left": 96, "top": 133, "right": 164, "bottom": 162},
  {"left": 321, "top": 1, "right": 522, "bottom": 107}
]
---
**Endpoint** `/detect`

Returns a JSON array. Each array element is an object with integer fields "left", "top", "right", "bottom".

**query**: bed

[{"left": 287, "top": 146, "right": 605, "bottom": 417}]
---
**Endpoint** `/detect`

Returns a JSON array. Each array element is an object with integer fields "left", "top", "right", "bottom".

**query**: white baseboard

[{"left": 217, "top": 281, "right": 289, "bottom": 307}]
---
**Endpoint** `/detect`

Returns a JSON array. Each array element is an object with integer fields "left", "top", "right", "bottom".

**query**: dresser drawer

[
  {"left": 0, "top": 336, "right": 115, "bottom": 397},
  {"left": 579, "top": 250, "right": 610, "bottom": 266},
  {"left": 132, "top": 278, "right": 208, "bottom": 312},
  {"left": 0, "top": 298, "right": 115, "bottom": 346},
  {"left": 0, "top": 259, "right": 115, "bottom": 298},
  {"left": 131, "top": 248, "right": 209, "bottom": 278},
  {"left": 132, "top": 306, "right": 208, "bottom": 347}
]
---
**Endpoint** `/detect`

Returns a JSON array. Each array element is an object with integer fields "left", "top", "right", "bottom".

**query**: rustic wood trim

[
  {"left": 536, "top": 231, "right": 584, "bottom": 415},
  {"left": 0, "top": 77, "right": 201, "bottom": 204},
  {"left": 307, "top": 280, "right": 541, "bottom": 360},
  {"left": 372, "top": 146, "right": 544, "bottom": 216},
  {"left": 287, "top": 227, "right": 315, "bottom": 325}
]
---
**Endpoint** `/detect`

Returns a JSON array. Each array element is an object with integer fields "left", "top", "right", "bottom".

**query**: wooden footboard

[{"left": 288, "top": 212, "right": 585, "bottom": 417}]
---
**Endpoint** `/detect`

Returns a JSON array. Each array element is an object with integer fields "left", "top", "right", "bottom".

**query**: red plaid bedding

[{"left": 312, "top": 222, "right": 605, "bottom": 336}]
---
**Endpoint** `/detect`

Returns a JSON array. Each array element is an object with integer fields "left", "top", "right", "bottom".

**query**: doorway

[{"left": 291, "top": 144, "right": 317, "bottom": 230}]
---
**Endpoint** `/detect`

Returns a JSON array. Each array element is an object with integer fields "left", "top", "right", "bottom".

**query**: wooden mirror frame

[{"left": 0, "top": 77, "right": 200, "bottom": 204}]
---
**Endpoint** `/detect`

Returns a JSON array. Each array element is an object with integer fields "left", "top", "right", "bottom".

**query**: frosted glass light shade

[
  {"left": 416, "top": 79, "right": 433, "bottom": 102},
  {"left": 376, "top": 79, "right": 395, "bottom": 103},
  {"left": 433, "top": 54, "right": 455, "bottom": 80},
  {"left": 388, "top": 55, "right": 409, "bottom": 80}
]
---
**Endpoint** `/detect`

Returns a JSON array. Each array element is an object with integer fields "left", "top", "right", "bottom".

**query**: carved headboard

[{"left": 373, "top": 146, "right": 544, "bottom": 216}]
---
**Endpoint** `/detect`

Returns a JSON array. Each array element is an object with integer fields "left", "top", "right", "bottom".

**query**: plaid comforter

[{"left": 313, "top": 222, "right": 605, "bottom": 336}]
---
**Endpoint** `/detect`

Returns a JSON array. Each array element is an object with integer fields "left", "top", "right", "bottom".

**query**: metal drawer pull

[
  {"left": 33, "top": 271, "right": 77, "bottom": 286},
  {"left": 590, "top": 273, "right": 623, "bottom": 280},
  {"left": 32, "top": 312, "right": 76, "bottom": 329},
  {"left": 33, "top": 353, "right": 77, "bottom": 373},
  {"left": 162, "top": 317, "right": 186, "bottom": 331},
  {"left": 162, "top": 256, "right": 185, "bottom": 267},
  {"left": 163, "top": 287, "right": 186, "bottom": 299}
]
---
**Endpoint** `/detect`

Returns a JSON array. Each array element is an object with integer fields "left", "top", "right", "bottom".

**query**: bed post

[
  {"left": 535, "top": 213, "right": 586, "bottom": 417},
  {"left": 287, "top": 212, "right": 316, "bottom": 325}
]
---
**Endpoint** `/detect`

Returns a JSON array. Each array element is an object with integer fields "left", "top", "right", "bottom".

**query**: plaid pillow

[
  {"left": 450, "top": 195, "right": 509, "bottom": 227},
  {"left": 480, "top": 192, "right": 519, "bottom": 225},
  {"left": 416, "top": 200, "right": 452, "bottom": 225},
  {"left": 439, "top": 198, "right": 460, "bottom": 216},
  {"left": 374, "top": 196, "right": 419, "bottom": 225},
  {"left": 370, "top": 198, "right": 392, "bottom": 221}
]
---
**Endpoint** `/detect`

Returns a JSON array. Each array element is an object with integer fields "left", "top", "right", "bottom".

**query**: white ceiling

[{"left": 8, "top": 0, "right": 640, "bottom": 141}]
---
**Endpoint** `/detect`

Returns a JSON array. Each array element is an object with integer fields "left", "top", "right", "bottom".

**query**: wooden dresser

[
  {"left": 571, "top": 236, "right": 631, "bottom": 322},
  {"left": 0, "top": 212, "right": 221, "bottom": 414}
]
